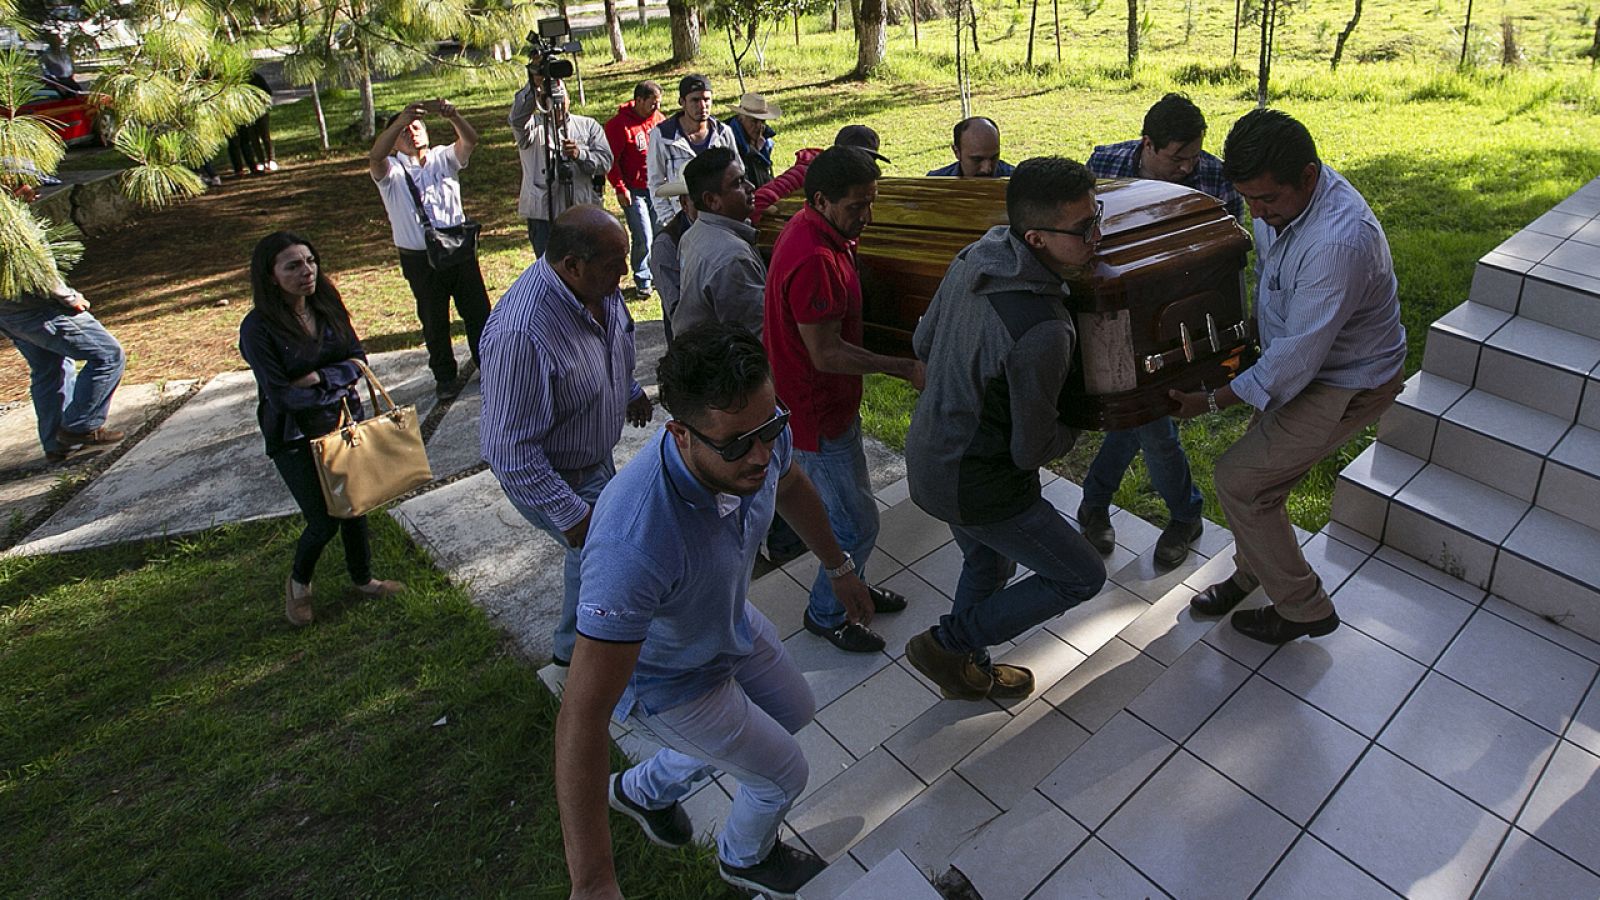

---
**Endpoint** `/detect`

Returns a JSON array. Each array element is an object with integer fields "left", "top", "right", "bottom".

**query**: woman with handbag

[{"left": 241, "top": 231, "right": 405, "bottom": 626}]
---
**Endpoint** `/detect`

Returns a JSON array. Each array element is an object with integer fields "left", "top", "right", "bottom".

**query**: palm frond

[{"left": 0, "top": 194, "right": 71, "bottom": 300}]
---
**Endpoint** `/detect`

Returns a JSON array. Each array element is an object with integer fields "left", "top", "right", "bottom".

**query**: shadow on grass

[{"left": 0, "top": 516, "right": 731, "bottom": 897}]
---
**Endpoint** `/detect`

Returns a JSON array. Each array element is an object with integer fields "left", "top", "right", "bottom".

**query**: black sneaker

[
  {"left": 803, "top": 611, "right": 886, "bottom": 653},
  {"left": 608, "top": 773, "right": 693, "bottom": 848},
  {"left": 1077, "top": 505, "right": 1116, "bottom": 555},
  {"left": 718, "top": 841, "right": 827, "bottom": 898}
]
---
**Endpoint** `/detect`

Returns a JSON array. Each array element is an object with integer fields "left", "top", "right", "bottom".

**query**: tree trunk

[
  {"left": 638, "top": 0, "right": 647, "bottom": 28},
  {"left": 1256, "top": 0, "right": 1274, "bottom": 106},
  {"left": 1026, "top": 0, "right": 1038, "bottom": 66},
  {"left": 855, "top": 0, "right": 887, "bottom": 77},
  {"left": 311, "top": 78, "right": 329, "bottom": 152},
  {"left": 728, "top": 24, "right": 747, "bottom": 93},
  {"left": 1460, "top": 0, "right": 1474, "bottom": 67},
  {"left": 1125, "top": 0, "right": 1138, "bottom": 70},
  {"left": 911, "top": 0, "right": 919, "bottom": 47},
  {"left": 967, "top": 0, "right": 978, "bottom": 53},
  {"left": 831, "top": 0, "right": 839, "bottom": 31},
  {"left": 1331, "top": 0, "right": 1362, "bottom": 70},
  {"left": 669, "top": 0, "right": 700, "bottom": 61},
  {"left": 358, "top": 44, "right": 376, "bottom": 141},
  {"left": 1591, "top": 14, "right": 1599, "bottom": 67},
  {"left": 793, "top": 10, "right": 800, "bottom": 44},
  {"left": 605, "top": 0, "right": 628, "bottom": 61},
  {"left": 1232, "top": 0, "right": 1241, "bottom": 57},
  {"left": 1052, "top": 0, "right": 1060, "bottom": 61}
]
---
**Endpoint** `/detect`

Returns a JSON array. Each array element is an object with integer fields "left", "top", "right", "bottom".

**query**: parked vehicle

[{"left": 4, "top": 85, "right": 111, "bottom": 147}]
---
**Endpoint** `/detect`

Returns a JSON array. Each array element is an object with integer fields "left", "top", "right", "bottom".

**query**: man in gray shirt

[
  {"left": 903, "top": 157, "right": 1108, "bottom": 702},
  {"left": 672, "top": 147, "right": 766, "bottom": 337}
]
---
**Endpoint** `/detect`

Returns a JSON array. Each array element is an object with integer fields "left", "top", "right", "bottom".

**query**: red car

[{"left": 8, "top": 84, "right": 110, "bottom": 147}]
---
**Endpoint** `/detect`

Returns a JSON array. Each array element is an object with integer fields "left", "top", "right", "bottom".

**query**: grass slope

[{"left": 0, "top": 516, "right": 734, "bottom": 897}]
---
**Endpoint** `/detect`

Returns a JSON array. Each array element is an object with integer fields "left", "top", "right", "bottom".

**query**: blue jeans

[
  {"left": 0, "top": 306, "right": 125, "bottom": 455},
  {"left": 940, "top": 497, "right": 1107, "bottom": 656},
  {"left": 1081, "top": 416, "right": 1204, "bottom": 522},
  {"left": 623, "top": 188, "right": 654, "bottom": 292},
  {"left": 624, "top": 608, "right": 813, "bottom": 868},
  {"left": 507, "top": 458, "right": 615, "bottom": 663},
  {"left": 796, "top": 419, "right": 880, "bottom": 629}
]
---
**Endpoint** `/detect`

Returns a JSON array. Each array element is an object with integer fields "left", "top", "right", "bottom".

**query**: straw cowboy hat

[{"left": 731, "top": 93, "right": 782, "bottom": 120}]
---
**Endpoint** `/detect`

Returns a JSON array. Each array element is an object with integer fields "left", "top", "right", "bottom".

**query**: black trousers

[
  {"left": 398, "top": 249, "right": 490, "bottom": 384},
  {"left": 273, "top": 441, "right": 373, "bottom": 585}
]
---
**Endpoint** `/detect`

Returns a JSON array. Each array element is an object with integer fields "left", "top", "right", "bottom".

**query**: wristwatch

[
  {"left": 1206, "top": 389, "right": 1219, "bottom": 414},
  {"left": 824, "top": 551, "right": 856, "bottom": 580}
]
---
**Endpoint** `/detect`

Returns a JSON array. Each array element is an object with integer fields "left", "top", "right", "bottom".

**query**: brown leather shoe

[
  {"left": 285, "top": 575, "right": 314, "bottom": 626},
  {"left": 906, "top": 629, "right": 992, "bottom": 701},
  {"left": 56, "top": 426, "right": 125, "bottom": 447},
  {"left": 982, "top": 662, "right": 1036, "bottom": 700},
  {"left": 355, "top": 579, "right": 406, "bottom": 599}
]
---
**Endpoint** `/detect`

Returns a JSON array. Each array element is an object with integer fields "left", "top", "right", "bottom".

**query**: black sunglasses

[
  {"left": 682, "top": 404, "right": 791, "bottom": 462},
  {"left": 1028, "top": 199, "right": 1105, "bottom": 240}
]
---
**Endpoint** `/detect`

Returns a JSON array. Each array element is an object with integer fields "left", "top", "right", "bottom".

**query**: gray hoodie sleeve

[{"left": 1005, "top": 321, "right": 1077, "bottom": 470}]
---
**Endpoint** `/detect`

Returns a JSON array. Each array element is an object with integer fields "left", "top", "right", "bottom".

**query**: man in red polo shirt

[{"left": 764, "top": 146, "right": 925, "bottom": 654}]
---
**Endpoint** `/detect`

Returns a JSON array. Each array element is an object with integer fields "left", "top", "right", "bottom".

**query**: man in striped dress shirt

[
  {"left": 1169, "top": 109, "right": 1406, "bottom": 646},
  {"left": 480, "top": 205, "right": 654, "bottom": 666}
]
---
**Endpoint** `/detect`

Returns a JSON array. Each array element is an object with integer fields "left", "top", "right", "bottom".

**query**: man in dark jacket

[{"left": 903, "top": 157, "right": 1108, "bottom": 702}]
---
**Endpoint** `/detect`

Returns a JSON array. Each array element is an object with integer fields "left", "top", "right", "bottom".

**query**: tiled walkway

[{"left": 544, "top": 472, "right": 1600, "bottom": 899}]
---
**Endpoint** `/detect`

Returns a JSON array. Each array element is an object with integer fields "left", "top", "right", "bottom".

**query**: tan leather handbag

[{"left": 309, "top": 360, "right": 433, "bottom": 518}]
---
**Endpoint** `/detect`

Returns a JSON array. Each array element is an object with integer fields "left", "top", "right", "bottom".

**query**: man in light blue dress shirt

[{"left": 1169, "top": 109, "right": 1406, "bottom": 646}]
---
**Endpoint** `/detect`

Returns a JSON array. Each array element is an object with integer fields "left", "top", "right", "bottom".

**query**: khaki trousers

[{"left": 1215, "top": 372, "right": 1404, "bottom": 622}]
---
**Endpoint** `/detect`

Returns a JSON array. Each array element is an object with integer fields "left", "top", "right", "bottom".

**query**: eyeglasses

[
  {"left": 1028, "top": 200, "right": 1105, "bottom": 240},
  {"left": 681, "top": 404, "right": 791, "bottom": 462}
]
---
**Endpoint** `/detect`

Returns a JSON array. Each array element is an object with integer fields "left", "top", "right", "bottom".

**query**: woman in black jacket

[{"left": 241, "top": 231, "right": 403, "bottom": 626}]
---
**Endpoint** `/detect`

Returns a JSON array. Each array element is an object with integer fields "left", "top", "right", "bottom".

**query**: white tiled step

[
  {"left": 1475, "top": 317, "right": 1600, "bottom": 421},
  {"left": 1374, "top": 370, "right": 1469, "bottom": 460},
  {"left": 1384, "top": 463, "right": 1530, "bottom": 589},
  {"left": 1494, "top": 507, "right": 1600, "bottom": 644},
  {"left": 1430, "top": 388, "right": 1570, "bottom": 502},
  {"left": 1330, "top": 442, "right": 1425, "bottom": 544},
  {"left": 1420, "top": 300, "right": 1512, "bottom": 383},
  {"left": 1540, "top": 423, "right": 1600, "bottom": 532}
]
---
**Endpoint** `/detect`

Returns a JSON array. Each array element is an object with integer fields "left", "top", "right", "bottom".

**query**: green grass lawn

[
  {"left": 0, "top": 517, "right": 733, "bottom": 898},
  {"left": 234, "top": 0, "right": 1596, "bottom": 530}
]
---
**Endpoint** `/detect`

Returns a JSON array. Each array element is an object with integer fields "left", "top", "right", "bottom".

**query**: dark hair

[
  {"left": 1006, "top": 157, "right": 1096, "bottom": 232},
  {"left": 1222, "top": 108, "right": 1320, "bottom": 186},
  {"left": 804, "top": 146, "right": 880, "bottom": 206},
  {"left": 684, "top": 146, "right": 739, "bottom": 213},
  {"left": 1142, "top": 92, "right": 1206, "bottom": 150},
  {"left": 545, "top": 206, "right": 617, "bottom": 264},
  {"left": 952, "top": 116, "right": 999, "bottom": 148},
  {"left": 657, "top": 322, "right": 772, "bottom": 425},
  {"left": 678, "top": 74, "right": 711, "bottom": 98},
  {"left": 833, "top": 124, "right": 881, "bottom": 153},
  {"left": 249, "top": 231, "right": 358, "bottom": 347},
  {"left": 383, "top": 110, "right": 402, "bottom": 131},
  {"left": 634, "top": 80, "right": 663, "bottom": 101}
]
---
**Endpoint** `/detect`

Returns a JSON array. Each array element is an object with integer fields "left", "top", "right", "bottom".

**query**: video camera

[{"left": 527, "top": 16, "right": 580, "bottom": 81}]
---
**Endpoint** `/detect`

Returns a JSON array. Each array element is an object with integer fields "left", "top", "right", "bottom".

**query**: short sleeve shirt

[
  {"left": 762, "top": 205, "right": 864, "bottom": 451},
  {"left": 575, "top": 426, "right": 793, "bottom": 719},
  {"left": 373, "top": 143, "right": 466, "bottom": 251}
]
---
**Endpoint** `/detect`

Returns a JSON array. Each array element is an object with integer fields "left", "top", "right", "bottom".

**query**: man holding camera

[
  {"left": 511, "top": 80, "right": 613, "bottom": 258},
  {"left": 370, "top": 98, "right": 489, "bottom": 401}
]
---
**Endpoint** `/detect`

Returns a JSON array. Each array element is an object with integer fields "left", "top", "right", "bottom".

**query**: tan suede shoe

[
  {"left": 285, "top": 575, "right": 314, "bottom": 627},
  {"left": 354, "top": 579, "right": 406, "bottom": 599}
]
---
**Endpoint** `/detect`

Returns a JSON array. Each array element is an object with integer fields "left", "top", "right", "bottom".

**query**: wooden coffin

[{"left": 755, "top": 176, "right": 1255, "bottom": 431}]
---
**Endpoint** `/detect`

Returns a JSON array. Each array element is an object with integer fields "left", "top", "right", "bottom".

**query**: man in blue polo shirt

[
  {"left": 553, "top": 323, "right": 871, "bottom": 899},
  {"left": 1078, "top": 92, "right": 1242, "bottom": 571}
]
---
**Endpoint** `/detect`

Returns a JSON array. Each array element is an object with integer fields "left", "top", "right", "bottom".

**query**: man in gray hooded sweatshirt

[{"left": 903, "top": 156, "right": 1108, "bottom": 702}]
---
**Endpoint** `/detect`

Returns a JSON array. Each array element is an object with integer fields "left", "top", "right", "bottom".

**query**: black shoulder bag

[{"left": 402, "top": 170, "right": 481, "bottom": 270}]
